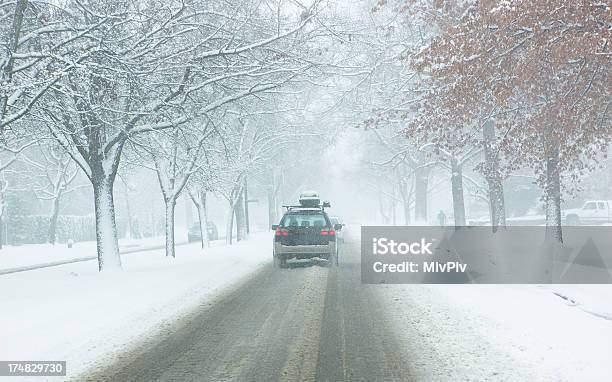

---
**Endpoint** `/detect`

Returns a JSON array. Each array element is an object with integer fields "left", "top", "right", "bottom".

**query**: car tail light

[
  {"left": 321, "top": 228, "right": 336, "bottom": 236},
  {"left": 275, "top": 227, "right": 289, "bottom": 237}
]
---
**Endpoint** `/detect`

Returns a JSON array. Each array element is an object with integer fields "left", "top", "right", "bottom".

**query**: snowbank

[
  {"left": 381, "top": 284, "right": 612, "bottom": 381},
  {"left": 0, "top": 232, "right": 272, "bottom": 381}
]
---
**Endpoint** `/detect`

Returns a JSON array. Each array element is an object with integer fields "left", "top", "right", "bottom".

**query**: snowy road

[
  {"left": 70, "top": 228, "right": 612, "bottom": 382},
  {"left": 85, "top": 232, "right": 414, "bottom": 381}
]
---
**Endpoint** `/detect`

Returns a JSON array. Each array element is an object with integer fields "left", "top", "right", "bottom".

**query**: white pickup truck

[{"left": 563, "top": 200, "right": 612, "bottom": 225}]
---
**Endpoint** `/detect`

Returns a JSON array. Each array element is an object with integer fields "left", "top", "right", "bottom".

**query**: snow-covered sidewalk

[
  {"left": 0, "top": 234, "right": 195, "bottom": 273},
  {"left": 0, "top": 232, "right": 272, "bottom": 381},
  {"left": 381, "top": 284, "right": 612, "bottom": 381}
]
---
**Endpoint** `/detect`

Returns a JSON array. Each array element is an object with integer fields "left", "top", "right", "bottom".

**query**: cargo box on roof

[{"left": 299, "top": 191, "right": 320, "bottom": 207}]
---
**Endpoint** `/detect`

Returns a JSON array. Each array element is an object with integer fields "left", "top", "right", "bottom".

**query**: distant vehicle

[
  {"left": 188, "top": 221, "right": 219, "bottom": 242},
  {"left": 272, "top": 195, "right": 341, "bottom": 268},
  {"left": 329, "top": 216, "right": 345, "bottom": 243},
  {"left": 563, "top": 200, "right": 612, "bottom": 225}
]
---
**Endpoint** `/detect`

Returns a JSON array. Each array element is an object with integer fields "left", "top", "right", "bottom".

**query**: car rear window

[{"left": 281, "top": 213, "right": 328, "bottom": 228}]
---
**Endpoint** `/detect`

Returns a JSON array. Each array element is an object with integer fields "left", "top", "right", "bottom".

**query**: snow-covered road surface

[
  {"left": 86, "top": 237, "right": 413, "bottom": 381},
  {"left": 0, "top": 233, "right": 271, "bottom": 381},
  {"left": 83, "top": 228, "right": 612, "bottom": 381},
  {"left": 3, "top": 227, "right": 612, "bottom": 381}
]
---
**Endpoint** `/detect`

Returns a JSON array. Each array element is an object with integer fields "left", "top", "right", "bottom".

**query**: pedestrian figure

[{"left": 437, "top": 210, "right": 446, "bottom": 226}]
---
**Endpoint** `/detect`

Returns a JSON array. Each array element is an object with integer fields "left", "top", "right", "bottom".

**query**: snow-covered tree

[
  {"left": 187, "top": 163, "right": 219, "bottom": 249},
  {"left": 410, "top": 0, "right": 611, "bottom": 241},
  {"left": 0, "top": 0, "right": 109, "bottom": 130},
  {"left": 34, "top": 0, "right": 322, "bottom": 270},
  {"left": 364, "top": 127, "right": 435, "bottom": 224},
  {"left": 136, "top": 121, "right": 214, "bottom": 258}
]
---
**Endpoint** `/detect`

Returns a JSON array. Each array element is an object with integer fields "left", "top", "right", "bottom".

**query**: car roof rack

[{"left": 283, "top": 201, "right": 331, "bottom": 212}]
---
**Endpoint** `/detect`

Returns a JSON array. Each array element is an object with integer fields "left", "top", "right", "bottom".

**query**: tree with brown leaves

[{"left": 411, "top": 0, "right": 611, "bottom": 241}]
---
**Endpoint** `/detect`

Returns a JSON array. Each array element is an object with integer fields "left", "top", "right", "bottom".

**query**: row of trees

[
  {"left": 0, "top": 0, "right": 336, "bottom": 270},
  {"left": 361, "top": 0, "right": 610, "bottom": 242}
]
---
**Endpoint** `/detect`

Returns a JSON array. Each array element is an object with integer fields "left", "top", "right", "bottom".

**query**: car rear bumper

[{"left": 274, "top": 242, "right": 336, "bottom": 259}]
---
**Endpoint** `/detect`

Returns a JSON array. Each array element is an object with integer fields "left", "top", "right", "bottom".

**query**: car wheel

[{"left": 274, "top": 255, "right": 286, "bottom": 269}]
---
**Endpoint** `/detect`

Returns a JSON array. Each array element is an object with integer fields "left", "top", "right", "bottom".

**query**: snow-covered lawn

[
  {"left": 381, "top": 284, "right": 612, "bottom": 381},
  {"left": 0, "top": 229, "right": 195, "bottom": 272},
  {"left": 0, "top": 236, "right": 161, "bottom": 270},
  {"left": 0, "top": 232, "right": 272, "bottom": 381}
]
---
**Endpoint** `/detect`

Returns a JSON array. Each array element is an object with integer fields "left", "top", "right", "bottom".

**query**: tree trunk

[
  {"left": 164, "top": 198, "right": 176, "bottom": 258},
  {"left": 545, "top": 137, "right": 563, "bottom": 244},
  {"left": 93, "top": 178, "right": 122, "bottom": 270},
  {"left": 235, "top": 191, "right": 247, "bottom": 241},
  {"left": 414, "top": 166, "right": 429, "bottom": 223},
  {"left": 268, "top": 168, "right": 280, "bottom": 227},
  {"left": 403, "top": 198, "right": 411, "bottom": 225},
  {"left": 189, "top": 188, "right": 210, "bottom": 249},
  {"left": 0, "top": 190, "right": 5, "bottom": 249},
  {"left": 487, "top": 177, "right": 506, "bottom": 230},
  {"left": 398, "top": 177, "right": 412, "bottom": 225},
  {"left": 268, "top": 191, "right": 277, "bottom": 228},
  {"left": 378, "top": 190, "right": 389, "bottom": 224},
  {"left": 391, "top": 191, "right": 397, "bottom": 225},
  {"left": 451, "top": 158, "right": 466, "bottom": 226},
  {"left": 244, "top": 179, "right": 250, "bottom": 235},
  {"left": 48, "top": 196, "right": 61, "bottom": 245},
  {"left": 0, "top": 210, "right": 4, "bottom": 250},
  {"left": 483, "top": 120, "right": 507, "bottom": 232},
  {"left": 197, "top": 191, "right": 209, "bottom": 248},
  {"left": 226, "top": 203, "right": 234, "bottom": 245}
]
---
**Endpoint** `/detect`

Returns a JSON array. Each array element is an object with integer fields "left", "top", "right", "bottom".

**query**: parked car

[
  {"left": 329, "top": 216, "right": 345, "bottom": 243},
  {"left": 272, "top": 196, "right": 341, "bottom": 268},
  {"left": 188, "top": 221, "right": 219, "bottom": 242},
  {"left": 563, "top": 200, "right": 612, "bottom": 225}
]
